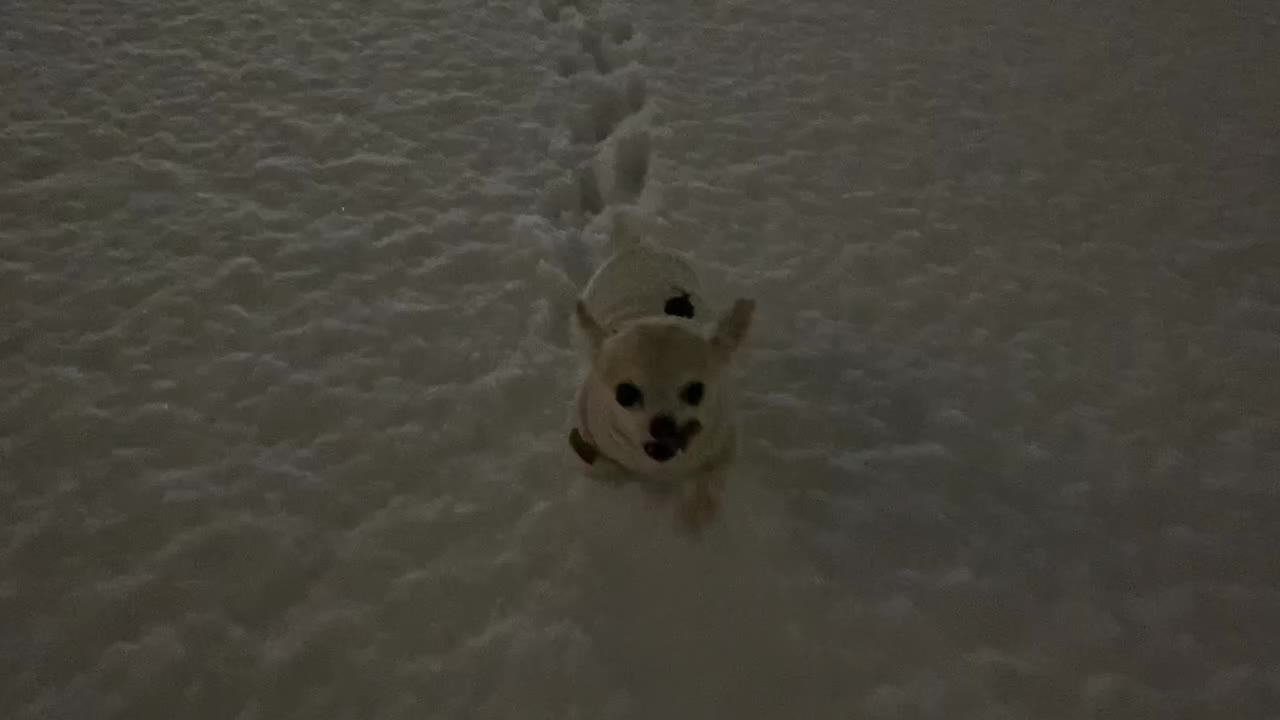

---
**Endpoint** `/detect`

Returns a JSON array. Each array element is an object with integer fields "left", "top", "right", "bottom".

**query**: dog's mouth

[{"left": 643, "top": 420, "right": 702, "bottom": 463}]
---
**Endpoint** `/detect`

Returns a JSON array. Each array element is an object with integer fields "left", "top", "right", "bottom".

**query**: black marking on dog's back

[{"left": 664, "top": 291, "right": 695, "bottom": 319}]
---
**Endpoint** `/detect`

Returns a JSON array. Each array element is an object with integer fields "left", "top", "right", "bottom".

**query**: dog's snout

[{"left": 649, "top": 414, "right": 678, "bottom": 439}]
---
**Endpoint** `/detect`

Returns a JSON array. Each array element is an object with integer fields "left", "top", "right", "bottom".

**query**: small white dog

[{"left": 569, "top": 243, "right": 754, "bottom": 532}]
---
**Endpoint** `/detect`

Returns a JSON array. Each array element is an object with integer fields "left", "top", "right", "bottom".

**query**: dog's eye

[
  {"left": 615, "top": 382, "right": 643, "bottom": 408},
  {"left": 680, "top": 381, "right": 705, "bottom": 406}
]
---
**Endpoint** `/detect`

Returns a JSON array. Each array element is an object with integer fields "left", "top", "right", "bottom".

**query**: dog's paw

[{"left": 678, "top": 487, "right": 720, "bottom": 535}]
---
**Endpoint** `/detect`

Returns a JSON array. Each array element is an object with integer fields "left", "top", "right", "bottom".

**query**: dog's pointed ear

[
  {"left": 710, "top": 298, "right": 754, "bottom": 364},
  {"left": 575, "top": 299, "right": 606, "bottom": 352}
]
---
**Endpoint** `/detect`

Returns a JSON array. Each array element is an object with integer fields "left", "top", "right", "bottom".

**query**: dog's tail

[
  {"left": 526, "top": 204, "right": 660, "bottom": 288},
  {"left": 519, "top": 203, "right": 671, "bottom": 347},
  {"left": 581, "top": 203, "right": 666, "bottom": 263},
  {"left": 511, "top": 214, "right": 579, "bottom": 348}
]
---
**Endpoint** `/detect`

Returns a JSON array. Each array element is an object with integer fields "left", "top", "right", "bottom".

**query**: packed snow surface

[{"left": 2, "top": 0, "right": 1278, "bottom": 717}]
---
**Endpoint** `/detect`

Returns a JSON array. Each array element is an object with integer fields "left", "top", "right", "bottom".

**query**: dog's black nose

[
  {"left": 649, "top": 414, "right": 678, "bottom": 440},
  {"left": 664, "top": 292, "right": 695, "bottom": 319}
]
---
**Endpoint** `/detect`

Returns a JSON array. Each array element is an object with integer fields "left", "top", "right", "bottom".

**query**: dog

[{"left": 569, "top": 243, "right": 754, "bottom": 532}]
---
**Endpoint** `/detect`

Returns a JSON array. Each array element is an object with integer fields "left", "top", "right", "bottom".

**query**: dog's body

[{"left": 570, "top": 243, "right": 753, "bottom": 531}]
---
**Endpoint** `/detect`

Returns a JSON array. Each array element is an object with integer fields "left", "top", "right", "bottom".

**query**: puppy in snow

[{"left": 569, "top": 244, "right": 754, "bottom": 532}]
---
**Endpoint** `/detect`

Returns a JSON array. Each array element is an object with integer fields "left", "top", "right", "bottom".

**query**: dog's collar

[
  {"left": 571, "top": 386, "right": 614, "bottom": 467},
  {"left": 569, "top": 427, "right": 602, "bottom": 465}
]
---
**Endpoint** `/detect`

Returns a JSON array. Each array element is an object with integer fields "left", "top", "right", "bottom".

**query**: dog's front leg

[{"left": 678, "top": 468, "right": 727, "bottom": 534}]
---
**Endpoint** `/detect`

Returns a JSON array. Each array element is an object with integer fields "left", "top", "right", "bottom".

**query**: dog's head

[{"left": 575, "top": 298, "right": 754, "bottom": 472}]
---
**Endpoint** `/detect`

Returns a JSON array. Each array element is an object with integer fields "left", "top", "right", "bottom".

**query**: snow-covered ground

[{"left": 3, "top": 0, "right": 1278, "bottom": 717}]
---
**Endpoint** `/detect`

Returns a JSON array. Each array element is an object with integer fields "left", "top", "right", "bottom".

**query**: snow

[{"left": 2, "top": 0, "right": 1279, "bottom": 717}]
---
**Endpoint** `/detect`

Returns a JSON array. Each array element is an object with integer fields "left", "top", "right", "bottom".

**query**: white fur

[{"left": 569, "top": 242, "right": 754, "bottom": 530}]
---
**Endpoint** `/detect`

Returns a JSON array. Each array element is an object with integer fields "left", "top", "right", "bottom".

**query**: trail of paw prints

[{"left": 536, "top": 0, "right": 656, "bottom": 229}]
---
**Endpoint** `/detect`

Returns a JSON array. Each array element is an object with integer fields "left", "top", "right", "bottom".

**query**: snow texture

[{"left": 2, "top": 0, "right": 1279, "bottom": 718}]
